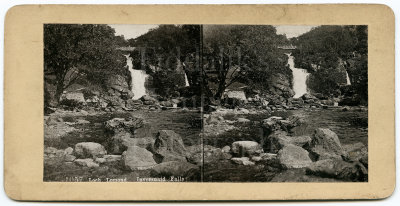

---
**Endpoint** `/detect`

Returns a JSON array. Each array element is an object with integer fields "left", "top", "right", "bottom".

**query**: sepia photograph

[{"left": 43, "top": 24, "right": 368, "bottom": 182}]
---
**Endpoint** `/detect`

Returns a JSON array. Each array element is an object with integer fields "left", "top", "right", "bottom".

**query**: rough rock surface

[
  {"left": 122, "top": 146, "right": 157, "bottom": 171},
  {"left": 308, "top": 128, "right": 346, "bottom": 161},
  {"left": 266, "top": 131, "right": 311, "bottom": 153},
  {"left": 277, "top": 144, "right": 312, "bottom": 169},
  {"left": 74, "top": 142, "right": 106, "bottom": 158},
  {"left": 186, "top": 145, "right": 231, "bottom": 165},
  {"left": 74, "top": 158, "right": 100, "bottom": 168},
  {"left": 153, "top": 130, "right": 187, "bottom": 163},
  {"left": 231, "top": 141, "right": 263, "bottom": 157},
  {"left": 306, "top": 159, "right": 368, "bottom": 181},
  {"left": 104, "top": 117, "right": 145, "bottom": 134},
  {"left": 343, "top": 142, "right": 367, "bottom": 162}
]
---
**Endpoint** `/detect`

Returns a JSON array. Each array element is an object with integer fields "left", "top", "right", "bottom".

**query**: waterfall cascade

[
  {"left": 184, "top": 73, "right": 190, "bottom": 87},
  {"left": 286, "top": 53, "right": 310, "bottom": 98},
  {"left": 125, "top": 55, "right": 149, "bottom": 100},
  {"left": 345, "top": 71, "right": 351, "bottom": 85}
]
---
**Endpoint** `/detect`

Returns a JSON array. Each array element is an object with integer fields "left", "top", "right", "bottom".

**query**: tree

[
  {"left": 44, "top": 24, "right": 126, "bottom": 106},
  {"left": 203, "top": 25, "right": 290, "bottom": 100}
]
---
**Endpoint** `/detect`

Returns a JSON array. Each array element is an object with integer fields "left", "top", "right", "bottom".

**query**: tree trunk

[{"left": 53, "top": 76, "right": 65, "bottom": 106}]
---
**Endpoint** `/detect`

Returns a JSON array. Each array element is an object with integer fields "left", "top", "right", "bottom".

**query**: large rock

[
  {"left": 343, "top": 142, "right": 368, "bottom": 162},
  {"left": 106, "top": 132, "right": 155, "bottom": 154},
  {"left": 153, "top": 130, "right": 187, "bottom": 163},
  {"left": 150, "top": 161, "right": 198, "bottom": 177},
  {"left": 308, "top": 128, "right": 346, "bottom": 161},
  {"left": 74, "top": 142, "right": 106, "bottom": 158},
  {"left": 306, "top": 159, "right": 368, "bottom": 181},
  {"left": 223, "top": 90, "right": 247, "bottom": 107},
  {"left": 104, "top": 117, "right": 144, "bottom": 134},
  {"left": 261, "top": 116, "right": 284, "bottom": 135},
  {"left": 186, "top": 145, "right": 231, "bottom": 165},
  {"left": 277, "top": 144, "right": 312, "bottom": 169},
  {"left": 231, "top": 141, "right": 263, "bottom": 157},
  {"left": 122, "top": 146, "right": 157, "bottom": 171},
  {"left": 60, "top": 92, "right": 86, "bottom": 104},
  {"left": 266, "top": 131, "right": 311, "bottom": 153}
]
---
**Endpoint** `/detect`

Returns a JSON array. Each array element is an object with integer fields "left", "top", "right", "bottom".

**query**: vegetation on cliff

[{"left": 291, "top": 25, "right": 368, "bottom": 104}]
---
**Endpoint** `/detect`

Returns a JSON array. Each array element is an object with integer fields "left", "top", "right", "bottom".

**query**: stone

[
  {"left": 74, "top": 158, "right": 99, "bottom": 168},
  {"left": 277, "top": 145, "right": 312, "bottom": 169},
  {"left": 153, "top": 130, "right": 187, "bottom": 163},
  {"left": 221, "top": 146, "right": 231, "bottom": 153},
  {"left": 76, "top": 119, "right": 90, "bottom": 124},
  {"left": 64, "top": 154, "right": 76, "bottom": 162},
  {"left": 61, "top": 92, "right": 86, "bottom": 104},
  {"left": 150, "top": 161, "right": 198, "bottom": 177},
  {"left": 266, "top": 131, "right": 311, "bottom": 153},
  {"left": 186, "top": 145, "right": 231, "bottom": 165},
  {"left": 104, "top": 117, "right": 145, "bottom": 134},
  {"left": 103, "top": 155, "right": 122, "bottom": 163},
  {"left": 251, "top": 156, "right": 262, "bottom": 162},
  {"left": 122, "top": 146, "right": 157, "bottom": 171},
  {"left": 74, "top": 142, "right": 107, "bottom": 158},
  {"left": 343, "top": 142, "right": 368, "bottom": 162},
  {"left": 224, "top": 90, "right": 247, "bottom": 102},
  {"left": 64, "top": 147, "right": 74, "bottom": 155},
  {"left": 306, "top": 159, "right": 368, "bottom": 181},
  {"left": 231, "top": 157, "right": 255, "bottom": 166},
  {"left": 261, "top": 116, "right": 284, "bottom": 135},
  {"left": 237, "top": 118, "right": 251, "bottom": 123},
  {"left": 106, "top": 132, "right": 154, "bottom": 154},
  {"left": 301, "top": 93, "right": 315, "bottom": 100},
  {"left": 231, "top": 141, "right": 263, "bottom": 157},
  {"left": 95, "top": 158, "right": 106, "bottom": 164},
  {"left": 308, "top": 128, "right": 346, "bottom": 161}
]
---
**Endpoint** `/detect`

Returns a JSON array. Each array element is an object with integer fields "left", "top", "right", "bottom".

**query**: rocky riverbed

[{"left": 44, "top": 92, "right": 367, "bottom": 182}]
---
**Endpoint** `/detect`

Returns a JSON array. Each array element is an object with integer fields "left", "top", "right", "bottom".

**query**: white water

[
  {"left": 345, "top": 71, "right": 351, "bottom": 85},
  {"left": 287, "top": 53, "right": 310, "bottom": 98},
  {"left": 125, "top": 55, "right": 148, "bottom": 100},
  {"left": 184, "top": 73, "right": 190, "bottom": 87}
]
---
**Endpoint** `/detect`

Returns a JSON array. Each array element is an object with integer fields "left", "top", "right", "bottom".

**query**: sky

[
  {"left": 275, "top": 25, "right": 317, "bottom": 38},
  {"left": 109, "top": 24, "right": 317, "bottom": 40},
  {"left": 109, "top": 24, "right": 159, "bottom": 39}
]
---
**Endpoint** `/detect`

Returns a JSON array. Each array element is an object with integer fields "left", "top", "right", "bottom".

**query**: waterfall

[
  {"left": 345, "top": 71, "right": 351, "bottom": 85},
  {"left": 184, "top": 73, "right": 190, "bottom": 87},
  {"left": 125, "top": 54, "right": 148, "bottom": 100},
  {"left": 286, "top": 53, "right": 310, "bottom": 98}
]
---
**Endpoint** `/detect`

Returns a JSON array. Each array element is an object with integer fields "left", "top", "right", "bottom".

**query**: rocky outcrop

[
  {"left": 277, "top": 144, "right": 312, "bottom": 169},
  {"left": 122, "top": 146, "right": 157, "bottom": 171},
  {"left": 74, "top": 142, "right": 106, "bottom": 158},
  {"left": 343, "top": 142, "right": 367, "bottom": 162},
  {"left": 307, "top": 128, "right": 346, "bottom": 161}
]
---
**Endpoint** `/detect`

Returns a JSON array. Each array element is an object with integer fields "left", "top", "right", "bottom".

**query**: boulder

[
  {"left": 301, "top": 93, "right": 315, "bottom": 100},
  {"left": 122, "top": 146, "right": 157, "bottom": 171},
  {"left": 186, "top": 145, "right": 231, "bottom": 165},
  {"left": 261, "top": 116, "right": 284, "bottom": 135},
  {"left": 153, "top": 130, "right": 187, "bottom": 163},
  {"left": 306, "top": 159, "right": 368, "bottom": 181},
  {"left": 106, "top": 132, "right": 154, "bottom": 154},
  {"left": 64, "top": 147, "right": 74, "bottom": 155},
  {"left": 231, "top": 157, "right": 255, "bottom": 166},
  {"left": 308, "top": 128, "right": 346, "bottom": 161},
  {"left": 343, "top": 142, "right": 368, "bottom": 162},
  {"left": 104, "top": 117, "right": 144, "bottom": 134},
  {"left": 150, "top": 161, "right": 198, "bottom": 177},
  {"left": 221, "top": 146, "right": 231, "bottom": 153},
  {"left": 74, "top": 158, "right": 100, "bottom": 168},
  {"left": 266, "top": 131, "right": 311, "bottom": 153},
  {"left": 64, "top": 154, "right": 76, "bottom": 162},
  {"left": 277, "top": 144, "right": 312, "bottom": 169},
  {"left": 61, "top": 92, "right": 86, "bottom": 104},
  {"left": 74, "top": 142, "right": 106, "bottom": 158},
  {"left": 231, "top": 141, "right": 263, "bottom": 157}
]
